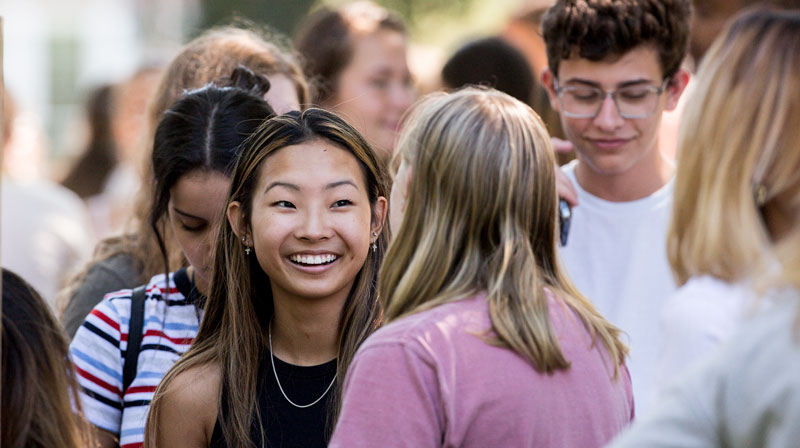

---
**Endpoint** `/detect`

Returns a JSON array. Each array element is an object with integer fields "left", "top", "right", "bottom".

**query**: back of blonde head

[
  {"left": 380, "top": 87, "right": 626, "bottom": 373},
  {"left": 668, "top": 8, "right": 800, "bottom": 286}
]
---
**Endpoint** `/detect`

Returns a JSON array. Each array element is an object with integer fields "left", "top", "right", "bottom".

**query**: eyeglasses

[{"left": 553, "top": 79, "right": 668, "bottom": 119}]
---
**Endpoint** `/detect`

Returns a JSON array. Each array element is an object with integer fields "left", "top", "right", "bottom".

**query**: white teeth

[{"left": 289, "top": 254, "right": 337, "bottom": 265}]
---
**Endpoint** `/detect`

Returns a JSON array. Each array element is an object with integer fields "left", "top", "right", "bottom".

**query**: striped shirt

[{"left": 70, "top": 268, "right": 202, "bottom": 448}]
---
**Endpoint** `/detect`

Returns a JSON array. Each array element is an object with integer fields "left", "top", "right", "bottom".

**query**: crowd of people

[{"left": 2, "top": 1, "right": 800, "bottom": 447}]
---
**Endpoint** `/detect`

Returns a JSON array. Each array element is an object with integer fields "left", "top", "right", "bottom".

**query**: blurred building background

[{"left": 0, "top": 0, "right": 523, "bottom": 178}]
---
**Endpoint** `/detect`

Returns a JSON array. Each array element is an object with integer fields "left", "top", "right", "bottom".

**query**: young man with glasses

[{"left": 541, "top": 0, "right": 691, "bottom": 415}]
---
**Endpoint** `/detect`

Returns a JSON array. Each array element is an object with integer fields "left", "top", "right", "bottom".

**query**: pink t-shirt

[{"left": 330, "top": 290, "right": 634, "bottom": 448}]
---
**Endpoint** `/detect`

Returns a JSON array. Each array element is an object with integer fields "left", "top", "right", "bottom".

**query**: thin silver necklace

[{"left": 268, "top": 318, "right": 337, "bottom": 409}]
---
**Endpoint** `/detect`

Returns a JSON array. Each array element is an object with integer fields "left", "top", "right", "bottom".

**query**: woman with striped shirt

[{"left": 69, "top": 68, "right": 274, "bottom": 448}]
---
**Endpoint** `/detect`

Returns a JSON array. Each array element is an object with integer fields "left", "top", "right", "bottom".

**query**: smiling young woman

[{"left": 144, "top": 108, "right": 389, "bottom": 448}]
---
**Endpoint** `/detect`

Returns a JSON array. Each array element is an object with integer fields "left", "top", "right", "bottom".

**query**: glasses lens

[
  {"left": 616, "top": 86, "right": 659, "bottom": 118},
  {"left": 560, "top": 86, "right": 602, "bottom": 117}
]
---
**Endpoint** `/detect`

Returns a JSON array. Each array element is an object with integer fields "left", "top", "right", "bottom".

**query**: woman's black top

[{"left": 209, "top": 353, "right": 337, "bottom": 448}]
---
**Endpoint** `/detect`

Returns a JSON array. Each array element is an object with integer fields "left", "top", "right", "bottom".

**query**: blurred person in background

[
  {"left": 295, "top": 1, "right": 416, "bottom": 162},
  {"left": 439, "top": 35, "right": 569, "bottom": 164},
  {"left": 60, "top": 25, "right": 310, "bottom": 339},
  {"left": 59, "top": 67, "right": 161, "bottom": 242},
  {"left": 60, "top": 84, "right": 118, "bottom": 202},
  {"left": 655, "top": 5, "right": 800, "bottom": 391},
  {"left": 1, "top": 87, "right": 93, "bottom": 308},
  {"left": 1, "top": 268, "right": 95, "bottom": 448},
  {"left": 609, "top": 11, "right": 800, "bottom": 446},
  {"left": 441, "top": 37, "right": 535, "bottom": 105}
]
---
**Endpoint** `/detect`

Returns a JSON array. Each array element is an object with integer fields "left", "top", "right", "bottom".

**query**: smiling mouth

[{"left": 288, "top": 254, "right": 339, "bottom": 267}]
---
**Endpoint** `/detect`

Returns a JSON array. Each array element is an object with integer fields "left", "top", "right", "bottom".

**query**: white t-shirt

[
  {"left": 656, "top": 275, "right": 751, "bottom": 393},
  {"left": 560, "top": 160, "right": 676, "bottom": 415}
]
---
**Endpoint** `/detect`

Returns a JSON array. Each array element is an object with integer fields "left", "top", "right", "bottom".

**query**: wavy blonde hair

[
  {"left": 667, "top": 8, "right": 800, "bottom": 286},
  {"left": 380, "top": 87, "right": 627, "bottom": 374},
  {"left": 145, "top": 108, "right": 389, "bottom": 448}
]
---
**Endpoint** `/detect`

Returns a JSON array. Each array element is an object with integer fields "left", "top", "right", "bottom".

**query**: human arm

[
  {"left": 147, "top": 363, "right": 220, "bottom": 448},
  {"left": 69, "top": 294, "right": 131, "bottom": 442},
  {"left": 329, "top": 343, "right": 443, "bottom": 448}
]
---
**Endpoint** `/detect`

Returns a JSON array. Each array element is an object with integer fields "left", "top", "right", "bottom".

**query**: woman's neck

[{"left": 269, "top": 292, "right": 345, "bottom": 366}]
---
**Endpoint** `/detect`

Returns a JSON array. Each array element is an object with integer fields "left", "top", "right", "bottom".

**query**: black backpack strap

[{"left": 122, "top": 285, "right": 147, "bottom": 394}]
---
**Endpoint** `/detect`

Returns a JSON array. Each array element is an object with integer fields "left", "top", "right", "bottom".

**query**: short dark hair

[
  {"left": 441, "top": 37, "right": 536, "bottom": 104},
  {"left": 542, "top": 0, "right": 692, "bottom": 79}
]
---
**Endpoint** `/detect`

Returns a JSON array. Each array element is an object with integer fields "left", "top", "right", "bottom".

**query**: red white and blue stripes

[{"left": 69, "top": 270, "right": 201, "bottom": 448}]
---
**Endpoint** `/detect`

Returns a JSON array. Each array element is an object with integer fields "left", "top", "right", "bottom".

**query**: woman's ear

[
  {"left": 227, "top": 200, "right": 247, "bottom": 241},
  {"left": 371, "top": 196, "right": 388, "bottom": 238}
]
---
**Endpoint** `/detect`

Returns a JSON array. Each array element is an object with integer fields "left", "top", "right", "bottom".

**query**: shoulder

[
  {"left": 362, "top": 294, "right": 489, "bottom": 356},
  {"left": 662, "top": 276, "right": 749, "bottom": 332},
  {"left": 78, "top": 253, "right": 142, "bottom": 298},
  {"left": 155, "top": 363, "right": 221, "bottom": 446}
]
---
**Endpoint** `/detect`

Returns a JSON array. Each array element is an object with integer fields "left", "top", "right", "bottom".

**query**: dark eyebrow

[
  {"left": 563, "top": 78, "right": 655, "bottom": 88},
  {"left": 172, "top": 207, "right": 206, "bottom": 221},
  {"left": 326, "top": 180, "right": 359, "bottom": 191},
  {"left": 264, "top": 181, "right": 300, "bottom": 194}
]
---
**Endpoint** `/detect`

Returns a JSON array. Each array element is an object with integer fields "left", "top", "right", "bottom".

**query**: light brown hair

[
  {"left": 1, "top": 269, "right": 95, "bottom": 448},
  {"left": 381, "top": 88, "right": 627, "bottom": 374}
]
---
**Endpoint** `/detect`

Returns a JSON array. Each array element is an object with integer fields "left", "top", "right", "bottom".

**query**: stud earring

[{"left": 754, "top": 183, "right": 768, "bottom": 206}]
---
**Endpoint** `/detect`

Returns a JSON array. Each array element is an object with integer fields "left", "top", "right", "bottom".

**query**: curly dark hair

[{"left": 542, "top": 0, "right": 692, "bottom": 79}]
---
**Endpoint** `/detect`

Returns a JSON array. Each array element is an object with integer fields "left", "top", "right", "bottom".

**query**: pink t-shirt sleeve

[{"left": 330, "top": 342, "right": 443, "bottom": 448}]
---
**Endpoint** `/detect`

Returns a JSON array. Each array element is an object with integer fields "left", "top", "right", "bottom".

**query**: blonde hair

[
  {"left": 145, "top": 109, "right": 389, "bottom": 447},
  {"left": 380, "top": 87, "right": 627, "bottom": 374},
  {"left": 667, "top": 8, "right": 800, "bottom": 286}
]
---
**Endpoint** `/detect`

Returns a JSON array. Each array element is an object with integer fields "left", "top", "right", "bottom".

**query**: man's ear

[
  {"left": 664, "top": 69, "right": 691, "bottom": 112},
  {"left": 227, "top": 200, "right": 248, "bottom": 242},
  {"left": 541, "top": 68, "right": 561, "bottom": 113},
  {"left": 371, "top": 197, "right": 388, "bottom": 238}
]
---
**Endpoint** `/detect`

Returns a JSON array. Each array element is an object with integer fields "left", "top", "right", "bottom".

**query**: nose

[
  {"left": 592, "top": 94, "right": 625, "bottom": 131},
  {"left": 295, "top": 207, "right": 333, "bottom": 242},
  {"left": 390, "top": 80, "right": 415, "bottom": 112}
]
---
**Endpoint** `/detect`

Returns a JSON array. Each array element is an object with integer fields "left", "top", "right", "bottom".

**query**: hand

[{"left": 551, "top": 138, "right": 578, "bottom": 208}]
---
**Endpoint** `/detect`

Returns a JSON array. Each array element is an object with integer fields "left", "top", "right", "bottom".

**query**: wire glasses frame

[{"left": 553, "top": 78, "right": 669, "bottom": 119}]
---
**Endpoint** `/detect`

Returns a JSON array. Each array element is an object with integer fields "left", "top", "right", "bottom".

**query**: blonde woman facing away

[
  {"left": 144, "top": 109, "right": 388, "bottom": 448},
  {"left": 656, "top": 6, "right": 800, "bottom": 391},
  {"left": 609, "top": 8, "right": 800, "bottom": 447},
  {"left": 330, "top": 88, "right": 633, "bottom": 448}
]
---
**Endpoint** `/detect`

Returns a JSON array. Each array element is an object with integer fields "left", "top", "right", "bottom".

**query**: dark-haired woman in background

[
  {"left": 70, "top": 69, "right": 275, "bottom": 448},
  {"left": 2, "top": 268, "right": 95, "bottom": 448}
]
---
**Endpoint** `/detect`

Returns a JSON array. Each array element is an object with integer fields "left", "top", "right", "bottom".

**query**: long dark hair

[
  {"left": 146, "top": 108, "right": 389, "bottom": 448},
  {"left": 149, "top": 67, "right": 276, "bottom": 276},
  {"left": 1, "top": 269, "right": 95, "bottom": 448},
  {"left": 60, "top": 84, "right": 118, "bottom": 198}
]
